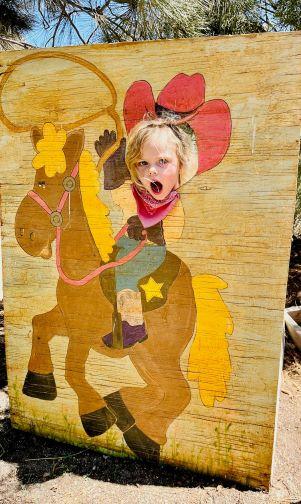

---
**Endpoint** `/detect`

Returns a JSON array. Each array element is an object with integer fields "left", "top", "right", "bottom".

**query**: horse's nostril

[
  {"left": 30, "top": 232, "right": 35, "bottom": 241},
  {"left": 20, "top": 228, "right": 25, "bottom": 236}
]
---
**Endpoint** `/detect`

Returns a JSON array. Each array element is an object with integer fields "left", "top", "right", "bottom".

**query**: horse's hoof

[
  {"left": 105, "top": 391, "right": 135, "bottom": 431},
  {"left": 80, "top": 406, "right": 116, "bottom": 437},
  {"left": 105, "top": 391, "right": 160, "bottom": 461},
  {"left": 22, "top": 371, "right": 57, "bottom": 401},
  {"left": 123, "top": 425, "right": 160, "bottom": 461}
]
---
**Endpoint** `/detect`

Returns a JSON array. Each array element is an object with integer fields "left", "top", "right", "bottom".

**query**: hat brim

[
  {"left": 124, "top": 80, "right": 155, "bottom": 134},
  {"left": 188, "top": 99, "right": 232, "bottom": 174}
]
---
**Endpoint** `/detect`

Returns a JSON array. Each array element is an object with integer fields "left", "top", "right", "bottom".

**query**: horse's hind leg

[{"left": 23, "top": 304, "right": 67, "bottom": 400}]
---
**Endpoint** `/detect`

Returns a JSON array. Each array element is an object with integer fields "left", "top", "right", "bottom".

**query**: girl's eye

[
  {"left": 137, "top": 161, "right": 148, "bottom": 167},
  {"left": 159, "top": 158, "right": 168, "bottom": 166}
]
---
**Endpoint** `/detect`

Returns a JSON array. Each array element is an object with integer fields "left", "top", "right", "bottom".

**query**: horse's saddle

[{"left": 99, "top": 249, "right": 181, "bottom": 312}]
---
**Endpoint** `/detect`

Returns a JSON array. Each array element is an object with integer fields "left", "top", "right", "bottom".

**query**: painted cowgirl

[
  {"left": 95, "top": 74, "right": 231, "bottom": 349},
  {"left": 104, "top": 119, "right": 198, "bottom": 348}
]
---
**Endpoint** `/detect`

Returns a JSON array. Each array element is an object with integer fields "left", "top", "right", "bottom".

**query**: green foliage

[
  {"left": 202, "top": 0, "right": 265, "bottom": 35},
  {"left": 2, "top": 0, "right": 301, "bottom": 48},
  {"left": 25, "top": 0, "right": 207, "bottom": 45},
  {"left": 273, "top": 0, "right": 301, "bottom": 31},
  {"left": 17, "top": 0, "right": 301, "bottom": 47},
  {"left": 0, "top": 0, "right": 33, "bottom": 49},
  {"left": 293, "top": 156, "right": 301, "bottom": 237},
  {"left": 295, "top": 159, "right": 301, "bottom": 213},
  {"left": 100, "top": 0, "right": 207, "bottom": 42}
]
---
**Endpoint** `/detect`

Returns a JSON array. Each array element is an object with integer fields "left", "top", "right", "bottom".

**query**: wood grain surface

[{"left": 1, "top": 32, "right": 301, "bottom": 489}]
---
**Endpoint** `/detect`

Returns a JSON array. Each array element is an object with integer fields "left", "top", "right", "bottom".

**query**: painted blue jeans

[{"left": 115, "top": 236, "right": 166, "bottom": 292}]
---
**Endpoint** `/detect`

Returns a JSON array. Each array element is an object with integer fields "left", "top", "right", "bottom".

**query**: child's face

[{"left": 136, "top": 128, "right": 180, "bottom": 201}]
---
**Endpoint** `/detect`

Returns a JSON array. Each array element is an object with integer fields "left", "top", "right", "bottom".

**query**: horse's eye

[{"left": 38, "top": 181, "right": 46, "bottom": 188}]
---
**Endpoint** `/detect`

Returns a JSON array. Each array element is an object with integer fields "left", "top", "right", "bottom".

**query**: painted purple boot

[{"left": 103, "top": 320, "right": 148, "bottom": 349}]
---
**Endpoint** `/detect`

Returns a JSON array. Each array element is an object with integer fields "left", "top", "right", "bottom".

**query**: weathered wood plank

[{"left": 0, "top": 32, "right": 300, "bottom": 488}]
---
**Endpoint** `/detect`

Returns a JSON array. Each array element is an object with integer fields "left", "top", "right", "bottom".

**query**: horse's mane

[{"left": 79, "top": 150, "right": 115, "bottom": 263}]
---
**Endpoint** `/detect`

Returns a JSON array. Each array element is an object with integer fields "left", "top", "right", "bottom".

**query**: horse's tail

[{"left": 187, "top": 274, "right": 233, "bottom": 407}]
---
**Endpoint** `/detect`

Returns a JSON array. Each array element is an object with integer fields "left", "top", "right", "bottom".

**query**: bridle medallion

[
  {"left": 50, "top": 211, "right": 63, "bottom": 227},
  {"left": 63, "top": 176, "right": 76, "bottom": 192}
]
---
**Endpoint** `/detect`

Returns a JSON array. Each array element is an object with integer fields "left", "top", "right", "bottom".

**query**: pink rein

[{"left": 28, "top": 163, "right": 147, "bottom": 286}]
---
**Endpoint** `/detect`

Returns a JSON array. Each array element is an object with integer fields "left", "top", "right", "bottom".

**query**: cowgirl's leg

[{"left": 103, "top": 237, "right": 166, "bottom": 348}]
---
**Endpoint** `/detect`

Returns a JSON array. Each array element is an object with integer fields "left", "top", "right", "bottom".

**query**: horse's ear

[
  {"left": 31, "top": 127, "right": 43, "bottom": 151},
  {"left": 63, "top": 129, "right": 85, "bottom": 171}
]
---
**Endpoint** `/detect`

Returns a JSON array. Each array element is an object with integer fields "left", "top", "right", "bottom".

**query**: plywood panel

[{"left": 1, "top": 32, "right": 300, "bottom": 489}]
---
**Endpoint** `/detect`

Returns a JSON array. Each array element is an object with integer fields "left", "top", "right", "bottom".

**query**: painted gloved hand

[
  {"left": 95, "top": 130, "right": 130, "bottom": 189},
  {"left": 127, "top": 215, "right": 145, "bottom": 241},
  {"left": 127, "top": 215, "right": 165, "bottom": 246}
]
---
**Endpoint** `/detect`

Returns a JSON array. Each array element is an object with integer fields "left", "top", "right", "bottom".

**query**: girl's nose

[{"left": 149, "top": 166, "right": 157, "bottom": 176}]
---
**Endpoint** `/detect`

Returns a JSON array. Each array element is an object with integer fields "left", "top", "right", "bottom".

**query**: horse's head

[{"left": 15, "top": 125, "right": 84, "bottom": 259}]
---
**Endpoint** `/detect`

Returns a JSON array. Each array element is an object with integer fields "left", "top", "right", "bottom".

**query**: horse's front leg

[
  {"left": 23, "top": 304, "right": 67, "bottom": 400},
  {"left": 65, "top": 338, "right": 116, "bottom": 438}
]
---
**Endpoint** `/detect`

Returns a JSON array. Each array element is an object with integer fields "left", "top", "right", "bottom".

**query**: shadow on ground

[{"left": 0, "top": 413, "right": 252, "bottom": 490}]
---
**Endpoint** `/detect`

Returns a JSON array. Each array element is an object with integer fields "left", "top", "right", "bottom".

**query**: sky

[{"left": 25, "top": 11, "right": 98, "bottom": 48}]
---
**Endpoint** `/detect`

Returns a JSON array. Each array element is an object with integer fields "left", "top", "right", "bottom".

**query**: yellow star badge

[{"left": 140, "top": 276, "right": 164, "bottom": 303}]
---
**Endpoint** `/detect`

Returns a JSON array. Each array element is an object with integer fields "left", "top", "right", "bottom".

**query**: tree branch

[
  {"left": 45, "top": 13, "right": 64, "bottom": 47},
  {"left": 37, "top": 0, "right": 50, "bottom": 29},
  {"left": 60, "top": 0, "right": 112, "bottom": 16},
  {"left": 106, "top": 6, "right": 134, "bottom": 39},
  {"left": 60, "top": 4, "right": 87, "bottom": 44},
  {"left": 258, "top": 2, "right": 276, "bottom": 15},
  {"left": 86, "top": 25, "right": 99, "bottom": 43},
  {"left": 0, "top": 36, "right": 35, "bottom": 49}
]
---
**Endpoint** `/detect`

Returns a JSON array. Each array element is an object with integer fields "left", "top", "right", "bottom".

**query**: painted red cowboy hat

[{"left": 123, "top": 73, "right": 231, "bottom": 176}]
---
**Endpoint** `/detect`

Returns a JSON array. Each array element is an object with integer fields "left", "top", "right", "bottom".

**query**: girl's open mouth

[{"left": 150, "top": 180, "right": 163, "bottom": 194}]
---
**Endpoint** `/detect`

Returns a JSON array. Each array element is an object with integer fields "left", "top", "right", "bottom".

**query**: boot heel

[{"left": 112, "top": 310, "right": 123, "bottom": 349}]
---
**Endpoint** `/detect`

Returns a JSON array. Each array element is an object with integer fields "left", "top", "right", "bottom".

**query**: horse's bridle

[{"left": 27, "top": 163, "right": 147, "bottom": 286}]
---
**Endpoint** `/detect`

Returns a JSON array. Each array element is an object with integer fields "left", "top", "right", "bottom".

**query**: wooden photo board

[{"left": 1, "top": 32, "right": 300, "bottom": 489}]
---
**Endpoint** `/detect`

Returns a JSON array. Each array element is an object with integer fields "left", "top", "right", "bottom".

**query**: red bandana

[{"left": 132, "top": 184, "right": 180, "bottom": 228}]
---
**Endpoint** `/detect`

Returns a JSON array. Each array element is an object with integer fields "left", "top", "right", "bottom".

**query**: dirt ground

[{"left": 1, "top": 237, "right": 301, "bottom": 504}]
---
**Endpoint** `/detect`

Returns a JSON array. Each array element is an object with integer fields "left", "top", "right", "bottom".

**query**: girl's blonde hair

[{"left": 125, "top": 117, "right": 199, "bottom": 187}]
